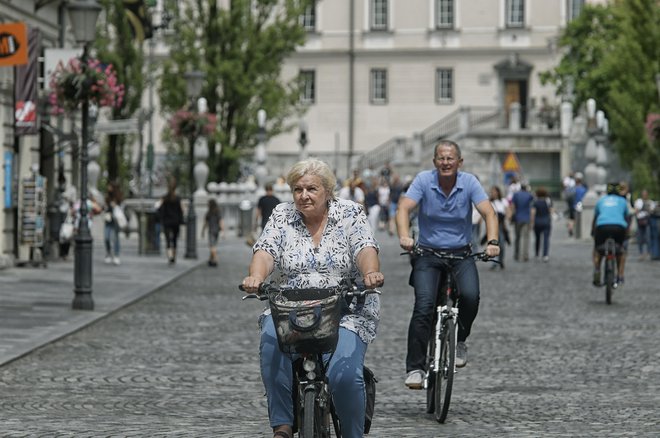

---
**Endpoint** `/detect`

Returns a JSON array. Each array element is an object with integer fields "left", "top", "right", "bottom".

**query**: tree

[
  {"left": 158, "top": 0, "right": 311, "bottom": 183},
  {"left": 540, "top": 0, "right": 660, "bottom": 196},
  {"left": 95, "top": 0, "right": 146, "bottom": 190}
]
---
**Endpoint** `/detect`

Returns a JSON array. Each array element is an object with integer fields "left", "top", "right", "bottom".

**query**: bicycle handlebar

[
  {"left": 401, "top": 244, "right": 501, "bottom": 264},
  {"left": 240, "top": 281, "right": 382, "bottom": 301}
]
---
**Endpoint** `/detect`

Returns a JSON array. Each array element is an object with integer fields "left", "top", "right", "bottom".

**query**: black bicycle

[
  {"left": 404, "top": 245, "right": 495, "bottom": 423},
  {"left": 242, "top": 280, "right": 380, "bottom": 437},
  {"left": 597, "top": 237, "right": 620, "bottom": 305}
]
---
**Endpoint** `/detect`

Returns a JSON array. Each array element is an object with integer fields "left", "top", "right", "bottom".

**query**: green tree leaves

[
  {"left": 158, "top": 0, "right": 311, "bottom": 182},
  {"left": 540, "top": 0, "right": 660, "bottom": 196}
]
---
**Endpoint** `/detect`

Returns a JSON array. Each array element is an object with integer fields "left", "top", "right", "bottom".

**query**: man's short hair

[{"left": 434, "top": 139, "right": 462, "bottom": 159}]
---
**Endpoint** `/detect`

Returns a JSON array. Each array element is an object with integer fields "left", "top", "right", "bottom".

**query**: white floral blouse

[{"left": 254, "top": 198, "right": 381, "bottom": 344}]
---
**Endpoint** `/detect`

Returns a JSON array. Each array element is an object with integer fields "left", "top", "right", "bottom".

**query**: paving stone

[{"left": 0, "top": 225, "right": 658, "bottom": 436}]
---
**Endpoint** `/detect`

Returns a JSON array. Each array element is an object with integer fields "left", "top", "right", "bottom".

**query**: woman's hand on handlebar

[
  {"left": 241, "top": 275, "right": 264, "bottom": 294},
  {"left": 363, "top": 271, "right": 385, "bottom": 289},
  {"left": 399, "top": 236, "right": 415, "bottom": 252}
]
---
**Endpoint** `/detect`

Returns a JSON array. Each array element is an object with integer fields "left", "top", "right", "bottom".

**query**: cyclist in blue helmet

[{"left": 591, "top": 182, "right": 631, "bottom": 286}]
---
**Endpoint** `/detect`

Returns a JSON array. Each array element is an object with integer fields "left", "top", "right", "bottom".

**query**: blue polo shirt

[{"left": 404, "top": 170, "right": 488, "bottom": 249}]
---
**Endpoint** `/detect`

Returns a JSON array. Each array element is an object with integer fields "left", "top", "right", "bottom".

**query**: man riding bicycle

[
  {"left": 396, "top": 140, "right": 500, "bottom": 389},
  {"left": 592, "top": 182, "right": 630, "bottom": 287}
]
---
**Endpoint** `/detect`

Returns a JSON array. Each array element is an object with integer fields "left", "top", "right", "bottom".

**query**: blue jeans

[
  {"left": 534, "top": 223, "right": 551, "bottom": 257},
  {"left": 104, "top": 222, "right": 120, "bottom": 256},
  {"left": 407, "top": 254, "right": 480, "bottom": 372},
  {"left": 260, "top": 315, "right": 367, "bottom": 438}
]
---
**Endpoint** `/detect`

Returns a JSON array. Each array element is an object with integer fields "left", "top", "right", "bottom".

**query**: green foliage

[
  {"left": 95, "top": 0, "right": 146, "bottom": 184},
  {"left": 158, "top": 0, "right": 311, "bottom": 183},
  {"left": 540, "top": 0, "right": 660, "bottom": 196}
]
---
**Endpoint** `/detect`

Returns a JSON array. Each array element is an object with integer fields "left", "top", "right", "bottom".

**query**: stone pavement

[
  {"left": 0, "top": 220, "right": 659, "bottom": 436},
  {"left": 0, "top": 220, "right": 210, "bottom": 367}
]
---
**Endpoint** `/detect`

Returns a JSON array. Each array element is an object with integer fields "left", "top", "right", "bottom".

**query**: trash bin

[
  {"left": 238, "top": 199, "right": 253, "bottom": 238},
  {"left": 137, "top": 207, "right": 161, "bottom": 255},
  {"left": 649, "top": 214, "right": 660, "bottom": 260}
]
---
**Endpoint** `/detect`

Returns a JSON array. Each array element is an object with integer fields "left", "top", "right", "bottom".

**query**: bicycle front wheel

[
  {"left": 434, "top": 318, "right": 456, "bottom": 423},
  {"left": 425, "top": 323, "right": 437, "bottom": 413},
  {"left": 302, "top": 388, "right": 316, "bottom": 438}
]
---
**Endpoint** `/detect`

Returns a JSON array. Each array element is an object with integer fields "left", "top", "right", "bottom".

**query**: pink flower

[{"left": 48, "top": 56, "right": 124, "bottom": 114}]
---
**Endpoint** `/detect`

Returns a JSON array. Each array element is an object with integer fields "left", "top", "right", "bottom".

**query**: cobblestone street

[{"left": 1, "top": 226, "right": 659, "bottom": 437}]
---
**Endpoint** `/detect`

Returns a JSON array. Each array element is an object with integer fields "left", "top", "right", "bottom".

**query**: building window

[
  {"left": 299, "top": 70, "right": 315, "bottom": 104},
  {"left": 370, "top": 0, "right": 388, "bottom": 30},
  {"left": 300, "top": 1, "right": 316, "bottom": 31},
  {"left": 435, "top": 0, "right": 454, "bottom": 29},
  {"left": 370, "top": 69, "right": 387, "bottom": 104},
  {"left": 567, "top": 0, "right": 584, "bottom": 21},
  {"left": 506, "top": 0, "right": 525, "bottom": 28},
  {"left": 435, "top": 68, "right": 453, "bottom": 104}
]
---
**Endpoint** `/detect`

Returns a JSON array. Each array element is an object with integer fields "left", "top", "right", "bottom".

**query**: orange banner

[{"left": 0, "top": 22, "right": 28, "bottom": 67}]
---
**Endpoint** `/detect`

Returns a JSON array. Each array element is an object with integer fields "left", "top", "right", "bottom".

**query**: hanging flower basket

[
  {"left": 48, "top": 57, "right": 125, "bottom": 115},
  {"left": 169, "top": 109, "right": 217, "bottom": 139}
]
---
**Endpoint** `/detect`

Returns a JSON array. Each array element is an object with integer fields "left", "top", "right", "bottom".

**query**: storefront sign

[{"left": 0, "top": 22, "right": 28, "bottom": 67}]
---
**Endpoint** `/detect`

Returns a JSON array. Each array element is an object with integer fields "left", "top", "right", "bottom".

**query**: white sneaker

[
  {"left": 456, "top": 342, "right": 468, "bottom": 368},
  {"left": 112, "top": 256, "right": 120, "bottom": 266},
  {"left": 405, "top": 370, "right": 424, "bottom": 389},
  {"left": 104, "top": 256, "right": 112, "bottom": 264}
]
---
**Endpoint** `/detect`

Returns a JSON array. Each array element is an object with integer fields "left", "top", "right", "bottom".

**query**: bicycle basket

[{"left": 269, "top": 288, "right": 342, "bottom": 355}]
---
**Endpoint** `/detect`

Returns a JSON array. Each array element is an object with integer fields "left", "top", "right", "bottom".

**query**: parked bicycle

[
  {"left": 241, "top": 280, "right": 381, "bottom": 437},
  {"left": 596, "top": 237, "right": 621, "bottom": 305},
  {"left": 402, "top": 245, "right": 497, "bottom": 423}
]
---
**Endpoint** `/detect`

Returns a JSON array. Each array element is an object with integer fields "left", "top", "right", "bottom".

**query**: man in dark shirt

[
  {"left": 256, "top": 183, "right": 281, "bottom": 232},
  {"left": 510, "top": 183, "right": 534, "bottom": 261}
]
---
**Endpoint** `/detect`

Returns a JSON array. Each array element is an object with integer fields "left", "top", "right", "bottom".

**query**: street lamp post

[
  {"left": 68, "top": 0, "right": 102, "bottom": 311},
  {"left": 298, "top": 120, "right": 308, "bottom": 161},
  {"left": 184, "top": 70, "right": 205, "bottom": 259},
  {"left": 254, "top": 109, "right": 268, "bottom": 189}
]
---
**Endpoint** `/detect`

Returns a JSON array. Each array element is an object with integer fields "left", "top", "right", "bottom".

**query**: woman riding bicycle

[
  {"left": 591, "top": 182, "right": 630, "bottom": 286},
  {"left": 396, "top": 140, "right": 499, "bottom": 389},
  {"left": 242, "top": 159, "right": 385, "bottom": 438}
]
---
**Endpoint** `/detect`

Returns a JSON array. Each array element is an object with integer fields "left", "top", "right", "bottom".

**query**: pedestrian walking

[
  {"left": 388, "top": 174, "right": 404, "bottom": 236},
  {"left": 634, "top": 189, "right": 654, "bottom": 260},
  {"left": 486, "top": 185, "right": 509, "bottom": 270},
  {"left": 255, "top": 183, "right": 281, "bottom": 234},
  {"left": 510, "top": 183, "right": 534, "bottom": 262},
  {"left": 158, "top": 180, "right": 184, "bottom": 265},
  {"left": 103, "top": 182, "right": 124, "bottom": 266},
  {"left": 531, "top": 187, "right": 553, "bottom": 262},
  {"left": 201, "top": 198, "right": 224, "bottom": 267}
]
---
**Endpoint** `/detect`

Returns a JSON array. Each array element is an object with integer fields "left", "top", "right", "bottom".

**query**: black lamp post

[
  {"left": 184, "top": 70, "right": 205, "bottom": 259},
  {"left": 298, "top": 120, "right": 308, "bottom": 161},
  {"left": 254, "top": 109, "right": 268, "bottom": 189},
  {"left": 68, "top": 0, "right": 102, "bottom": 311}
]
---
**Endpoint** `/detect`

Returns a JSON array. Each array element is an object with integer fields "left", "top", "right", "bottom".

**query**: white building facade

[{"left": 263, "top": 0, "right": 588, "bottom": 181}]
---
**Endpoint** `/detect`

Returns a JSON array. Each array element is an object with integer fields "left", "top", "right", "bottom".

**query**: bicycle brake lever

[{"left": 242, "top": 293, "right": 262, "bottom": 300}]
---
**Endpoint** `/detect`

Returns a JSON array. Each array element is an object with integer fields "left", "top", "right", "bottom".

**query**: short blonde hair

[{"left": 286, "top": 158, "right": 337, "bottom": 199}]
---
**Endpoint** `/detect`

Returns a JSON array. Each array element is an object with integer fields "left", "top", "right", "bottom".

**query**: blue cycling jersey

[{"left": 594, "top": 194, "right": 628, "bottom": 228}]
